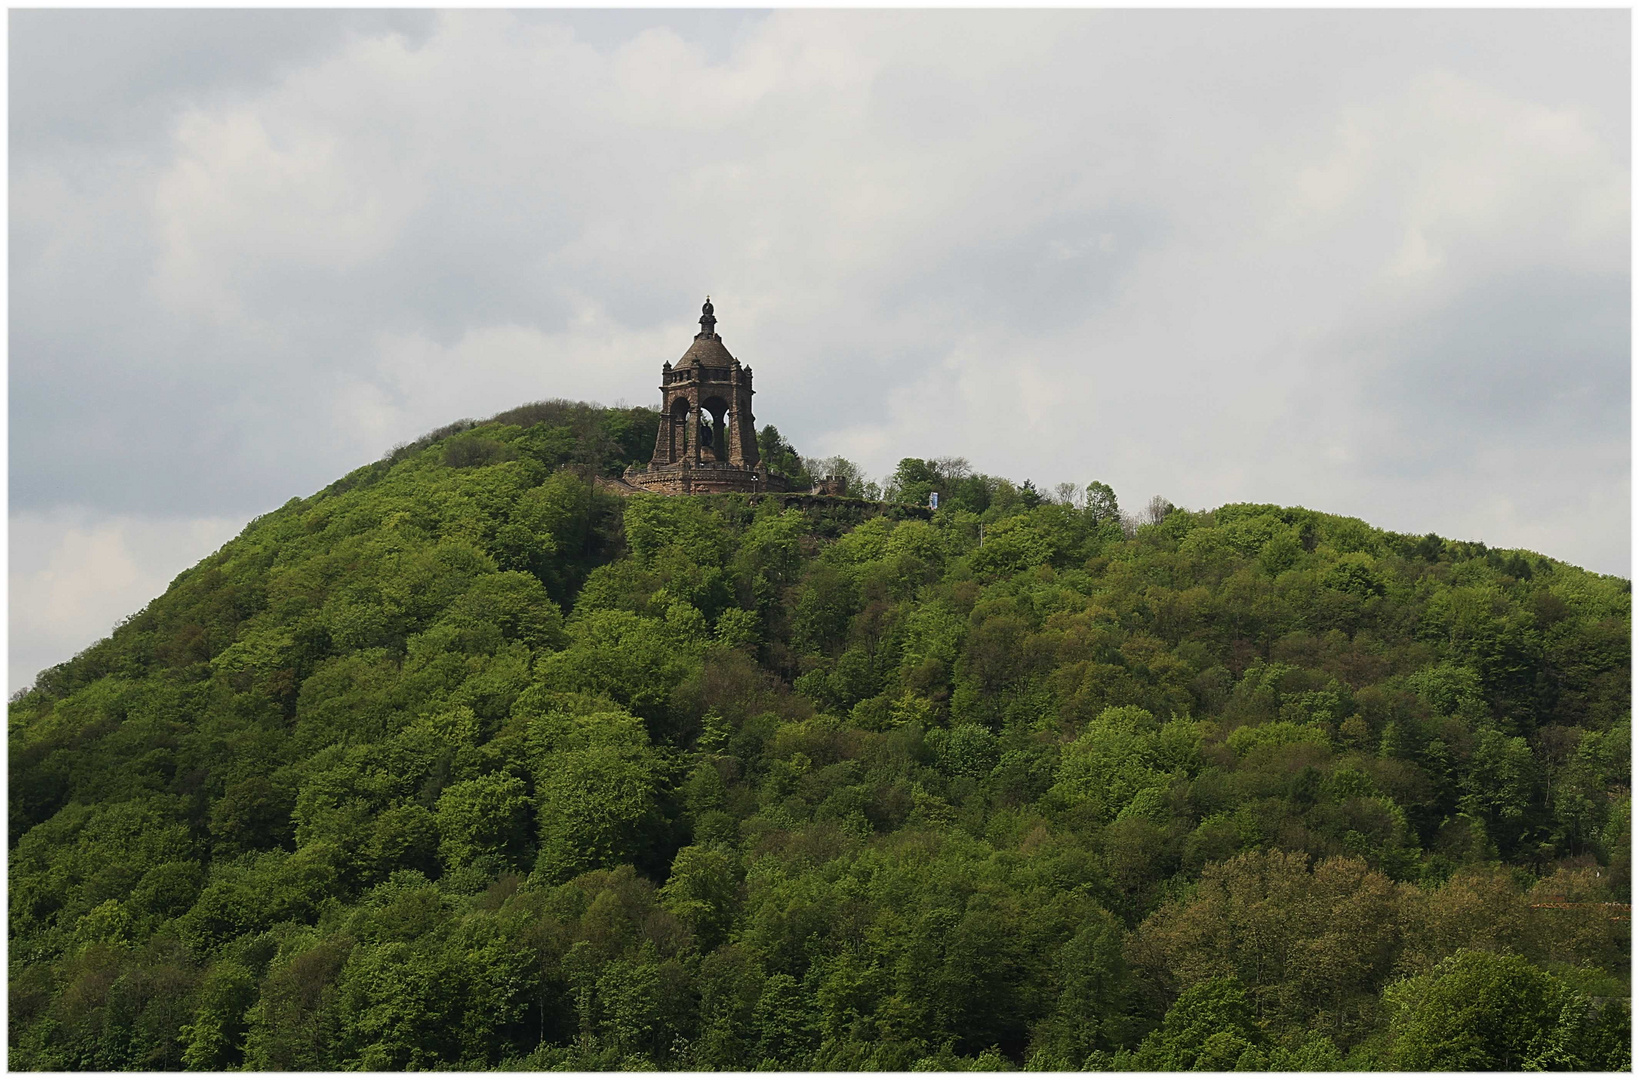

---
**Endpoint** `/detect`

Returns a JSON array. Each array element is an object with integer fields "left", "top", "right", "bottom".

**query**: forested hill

[{"left": 9, "top": 400, "right": 1631, "bottom": 1071}]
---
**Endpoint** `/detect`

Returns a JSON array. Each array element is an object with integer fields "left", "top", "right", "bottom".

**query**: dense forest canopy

[{"left": 8, "top": 400, "right": 1630, "bottom": 1070}]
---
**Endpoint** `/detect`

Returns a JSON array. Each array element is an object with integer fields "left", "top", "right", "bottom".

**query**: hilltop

[{"left": 8, "top": 400, "right": 1630, "bottom": 1070}]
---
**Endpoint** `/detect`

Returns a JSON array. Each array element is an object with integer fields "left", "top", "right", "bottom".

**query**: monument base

[{"left": 622, "top": 462, "right": 791, "bottom": 495}]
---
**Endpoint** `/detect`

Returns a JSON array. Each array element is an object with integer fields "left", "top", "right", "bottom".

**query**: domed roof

[
  {"left": 672, "top": 296, "right": 742, "bottom": 370},
  {"left": 675, "top": 334, "right": 739, "bottom": 370}
]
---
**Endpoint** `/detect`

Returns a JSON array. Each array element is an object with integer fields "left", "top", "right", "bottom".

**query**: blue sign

[{"left": 929, "top": 492, "right": 939, "bottom": 510}]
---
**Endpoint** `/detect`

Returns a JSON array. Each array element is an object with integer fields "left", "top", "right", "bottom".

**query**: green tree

[
  {"left": 757, "top": 425, "right": 810, "bottom": 487},
  {"left": 1027, "top": 908, "right": 1132, "bottom": 1066},
  {"left": 1131, "top": 976, "right": 1263, "bottom": 1070},
  {"left": 886, "top": 458, "right": 941, "bottom": 507},
  {"left": 658, "top": 844, "right": 740, "bottom": 952},
  {"left": 529, "top": 708, "right": 664, "bottom": 883},
  {"left": 181, "top": 960, "right": 260, "bottom": 1069},
  {"left": 1384, "top": 949, "right": 1621, "bottom": 1070},
  {"left": 1084, "top": 480, "right": 1120, "bottom": 529},
  {"left": 435, "top": 772, "right": 531, "bottom": 880}
]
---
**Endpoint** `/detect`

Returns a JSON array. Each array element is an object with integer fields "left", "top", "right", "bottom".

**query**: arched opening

[
  {"left": 668, "top": 396, "right": 691, "bottom": 463},
  {"left": 700, "top": 396, "right": 729, "bottom": 462}
]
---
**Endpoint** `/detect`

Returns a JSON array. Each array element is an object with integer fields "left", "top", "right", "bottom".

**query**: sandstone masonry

[{"left": 624, "top": 299, "right": 845, "bottom": 496}]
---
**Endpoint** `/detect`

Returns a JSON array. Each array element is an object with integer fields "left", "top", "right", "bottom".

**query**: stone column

[
  {"left": 689, "top": 400, "right": 701, "bottom": 465},
  {"left": 734, "top": 371, "right": 759, "bottom": 469},
  {"left": 652, "top": 384, "right": 675, "bottom": 466},
  {"left": 726, "top": 368, "right": 744, "bottom": 465}
]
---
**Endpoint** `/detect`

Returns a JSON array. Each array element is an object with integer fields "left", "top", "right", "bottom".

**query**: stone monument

[{"left": 624, "top": 299, "right": 793, "bottom": 495}]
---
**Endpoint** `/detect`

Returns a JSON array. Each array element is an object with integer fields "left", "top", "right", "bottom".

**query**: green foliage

[
  {"left": 1385, "top": 949, "right": 1629, "bottom": 1070},
  {"left": 1049, "top": 706, "right": 1177, "bottom": 821},
  {"left": 436, "top": 773, "right": 531, "bottom": 882},
  {"left": 757, "top": 425, "right": 811, "bottom": 488},
  {"left": 1129, "top": 976, "right": 1263, "bottom": 1070},
  {"left": 526, "top": 699, "right": 666, "bottom": 883},
  {"left": 7, "top": 402, "right": 1630, "bottom": 1070},
  {"left": 658, "top": 844, "right": 740, "bottom": 951},
  {"left": 180, "top": 959, "right": 259, "bottom": 1069}
]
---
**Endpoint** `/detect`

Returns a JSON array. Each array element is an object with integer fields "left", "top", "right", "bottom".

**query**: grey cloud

[
  {"left": 8, "top": 8, "right": 1630, "bottom": 638},
  {"left": 528, "top": 9, "right": 766, "bottom": 64},
  {"left": 10, "top": 10, "right": 437, "bottom": 153},
  {"left": 907, "top": 204, "right": 1169, "bottom": 336},
  {"left": 1353, "top": 270, "right": 1629, "bottom": 450}
]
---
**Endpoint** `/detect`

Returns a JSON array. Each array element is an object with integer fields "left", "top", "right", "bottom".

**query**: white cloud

[{"left": 154, "top": 106, "right": 422, "bottom": 323}]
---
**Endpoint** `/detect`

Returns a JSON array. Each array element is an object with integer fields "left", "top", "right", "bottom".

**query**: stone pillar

[
  {"left": 726, "top": 367, "right": 744, "bottom": 465},
  {"left": 652, "top": 385, "right": 674, "bottom": 466},
  {"left": 734, "top": 371, "right": 759, "bottom": 469}
]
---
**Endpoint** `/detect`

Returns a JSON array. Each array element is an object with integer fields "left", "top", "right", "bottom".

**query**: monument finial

[{"left": 698, "top": 296, "right": 717, "bottom": 339}]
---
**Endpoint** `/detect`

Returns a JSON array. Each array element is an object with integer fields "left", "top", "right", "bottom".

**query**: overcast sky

[{"left": 9, "top": 9, "right": 1630, "bottom": 692}]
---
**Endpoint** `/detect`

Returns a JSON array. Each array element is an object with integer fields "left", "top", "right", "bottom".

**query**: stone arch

[
  {"left": 700, "top": 395, "right": 730, "bottom": 462},
  {"left": 666, "top": 396, "right": 691, "bottom": 464}
]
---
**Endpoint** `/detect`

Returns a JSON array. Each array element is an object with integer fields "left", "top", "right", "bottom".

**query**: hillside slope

[{"left": 9, "top": 402, "right": 1631, "bottom": 1070}]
